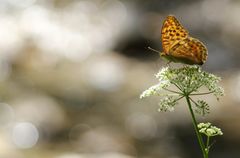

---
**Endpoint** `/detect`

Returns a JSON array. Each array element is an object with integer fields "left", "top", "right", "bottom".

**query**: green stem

[
  {"left": 172, "top": 82, "right": 183, "bottom": 92},
  {"left": 206, "top": 136, "right": 210, "bottom": 154},
  {"left": 185, "top": 95, "right": 208, "bottom": 158},
  {"left": 163, "top": 88, "right": 183, "bottom": 95},
  {"left": 174, "top": 95, "right": 185, "bottom": 102},
  {"left": 190, "top": 91, "right": 214, "bottom": 96}
]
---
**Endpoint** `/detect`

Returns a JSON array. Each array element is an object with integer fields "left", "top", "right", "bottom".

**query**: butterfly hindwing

[{"left": 167, "top": 37, "right": 208, "bottom": 65}]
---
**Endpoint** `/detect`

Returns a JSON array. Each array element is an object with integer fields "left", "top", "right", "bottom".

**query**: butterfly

[{"left": 149, "top": 15, "right": 208, "bottom": 65}]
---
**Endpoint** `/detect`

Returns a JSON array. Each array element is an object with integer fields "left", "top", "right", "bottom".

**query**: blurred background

[{"left": 0, "top": 0, "right": 239, "bottom": 157}]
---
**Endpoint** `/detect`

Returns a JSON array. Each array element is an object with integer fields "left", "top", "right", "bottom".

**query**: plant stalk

[
  {"left": 185, "top": 95, "right": 208, "bottom": 158},
  {"left": 206, "top": 136, "right": 210, "bottom": 154}
]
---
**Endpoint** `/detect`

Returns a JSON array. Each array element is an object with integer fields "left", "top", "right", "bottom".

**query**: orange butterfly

[{"left": 149, "top": 15, "right": 208, "bottom": 65}]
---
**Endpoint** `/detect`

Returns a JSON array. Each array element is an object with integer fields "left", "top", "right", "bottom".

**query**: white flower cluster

[
  {"left": 158, "top": 96, "right": 177, "bottom": 112},
  {"left": 140, "top": 66, "right": 224, "bottom": 112},
  {"left": 201, "top": 73, "right": 224, "bottom": 100},
  {"left": 198, "top": 122, "right": 223, "bottom": 137},
  {"left": 140, "top": 82, "right": 168, "bottom": 99},
  {"left": 140, "top": 67, "right": 170, "bottom": 99},
  {"left": 194, "top": 100, "right": 209, "bottom": 116}
]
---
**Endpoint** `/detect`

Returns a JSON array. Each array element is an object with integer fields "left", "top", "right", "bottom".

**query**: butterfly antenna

[{"left": 147, "top": 47, "right": 162, "bottom": 54}]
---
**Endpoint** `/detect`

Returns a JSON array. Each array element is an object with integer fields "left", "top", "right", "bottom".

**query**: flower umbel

[
  {"left": 198, "top": 122, "right": 223, "bottom": 137},
  {"left": 198, "top": 122, "right": 223, "bottom": 155},
  {"left": 140, "top": 65, "right": 224, "bottom": 113}
]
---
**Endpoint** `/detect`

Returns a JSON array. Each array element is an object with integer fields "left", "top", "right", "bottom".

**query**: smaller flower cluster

[
  {"left": 158, "top": 96, "right": 177, "bottom": 112},
  {"left": 198, "top": 122, "right": 223, "bottom": 137},
  {"left": 193, "top": 100, "right": 209, "bottom": 116}
]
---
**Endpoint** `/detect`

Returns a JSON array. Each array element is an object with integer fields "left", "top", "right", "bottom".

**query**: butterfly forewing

[{"left": 161, "top": 15, "right": 188, "bottom": 54}]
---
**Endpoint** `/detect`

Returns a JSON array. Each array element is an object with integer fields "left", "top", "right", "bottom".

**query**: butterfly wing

[
  {"left": 167, "top": 37, "right": 208, "bottom": 65},
  {"left": 161, "top": 15, "right": 188, "bottom": 54}
]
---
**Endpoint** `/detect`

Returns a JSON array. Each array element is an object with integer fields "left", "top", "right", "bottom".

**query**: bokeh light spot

[
  {"left": 125, "top": 113, "right": 157, "bottom": 140},
  {"left": 11, "top": 122, "right": 39, "bottom": 149},
  {"left": 87, "top": 58, "right": 124, "bottom": 91}
]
